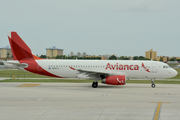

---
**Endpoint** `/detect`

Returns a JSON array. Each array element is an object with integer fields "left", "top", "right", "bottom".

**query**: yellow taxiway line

[{"left": 151, "top": 102, "right": 170, "bottom": 120}]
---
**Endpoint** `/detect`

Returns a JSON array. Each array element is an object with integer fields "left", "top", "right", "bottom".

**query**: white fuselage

[{"left": 34, "top": 60, "right": 177, "bottom": 79}]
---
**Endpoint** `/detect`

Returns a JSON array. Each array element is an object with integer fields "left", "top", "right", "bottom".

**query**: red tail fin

[{"left": 8, "top": 32, "right": 41, "bottom": 60}]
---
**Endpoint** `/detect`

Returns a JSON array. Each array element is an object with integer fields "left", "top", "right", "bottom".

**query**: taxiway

[{"left": 0, "top": 83, "right": 180, "bottom": 120}]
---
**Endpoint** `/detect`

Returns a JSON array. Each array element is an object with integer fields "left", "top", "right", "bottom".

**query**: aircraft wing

[
  {"left": 70, "top": 67, "right": 127, "bottom": 77},
  {"left": 77, "top": 69, "right": 109, "bottom": 76}
]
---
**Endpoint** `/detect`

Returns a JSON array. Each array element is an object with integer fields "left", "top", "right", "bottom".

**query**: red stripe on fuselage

[
  {"left": 69, "top": 66, "right": 75, "bottom": 70},
  {"left": 19, "top": 60, "right": 63, "bottom": 78}
]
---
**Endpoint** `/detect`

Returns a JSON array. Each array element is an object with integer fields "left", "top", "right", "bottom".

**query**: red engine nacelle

[{"left": 101, "top": 75, "right": 126, "bottom": 85}]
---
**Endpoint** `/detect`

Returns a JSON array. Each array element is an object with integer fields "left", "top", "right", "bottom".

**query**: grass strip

[{"left": 0, "top": 69, "right": 52, "bottom": 78}]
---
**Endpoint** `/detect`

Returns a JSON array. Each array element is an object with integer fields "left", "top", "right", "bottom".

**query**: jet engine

[{"left": 101, "top": 75, "right": 126, "bottom": 85}]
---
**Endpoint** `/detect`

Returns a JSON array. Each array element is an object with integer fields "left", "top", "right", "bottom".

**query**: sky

[{"left": 0, "top": 0, "right": 180, "bottom": 57}]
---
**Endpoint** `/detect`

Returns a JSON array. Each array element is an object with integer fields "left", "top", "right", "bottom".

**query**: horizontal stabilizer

[{"left": 4, "top": 61, "right": 28, "bottom": 68}]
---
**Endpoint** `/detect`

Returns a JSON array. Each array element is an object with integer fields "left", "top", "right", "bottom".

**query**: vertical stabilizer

[{"left": 8, "top": 32, "right": 41, "bottom": 60}]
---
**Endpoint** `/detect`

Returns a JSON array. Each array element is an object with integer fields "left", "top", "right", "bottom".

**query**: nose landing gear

[
  {"left": 151, "top": 84, "right": 155, "bottom": 88},
  {"left": 151, "top": 79, "right": 156, "bottom": 88}
]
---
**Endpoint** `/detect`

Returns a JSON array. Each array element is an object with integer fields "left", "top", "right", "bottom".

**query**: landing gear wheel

[
  {"left": 151, "top": 84, "right": 155, "bottom": 88},
  {"left": 92, "top": 81, "right": 98, "bottom": 88}
]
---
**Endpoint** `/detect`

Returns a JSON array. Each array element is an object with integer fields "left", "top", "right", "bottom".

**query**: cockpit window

[{"left": 163, "top": 65, "right": 170, "bottom": 69}]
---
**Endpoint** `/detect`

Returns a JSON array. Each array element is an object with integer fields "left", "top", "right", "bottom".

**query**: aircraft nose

[
  {"left": 172, "top": 69, "right": 178, "bottom": 77},
  {"left": 175, "top": 69, "right": 178, "bottom": 76}
]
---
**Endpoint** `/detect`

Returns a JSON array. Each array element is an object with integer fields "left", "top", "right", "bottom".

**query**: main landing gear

[
  {"left": 92, "top": 81, "right": 98, "bottom": 88},
  {"left": 151, "top": 79, "right": 156, "bottom": 88},
  {"left": 92, "top": 77, "right": 101, "bottom": 88}
]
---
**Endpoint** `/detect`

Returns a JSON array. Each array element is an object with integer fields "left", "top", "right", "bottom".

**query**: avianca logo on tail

[{"left": 105, "top": 63, "right": 139, "bottom": 70}]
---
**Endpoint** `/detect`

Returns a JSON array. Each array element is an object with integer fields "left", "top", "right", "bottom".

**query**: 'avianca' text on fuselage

[{"left": 105, "top": 63, "right": 139, "bottom": 70}]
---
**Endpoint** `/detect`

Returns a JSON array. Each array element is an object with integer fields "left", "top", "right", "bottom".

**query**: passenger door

[{"left": 151, "top": 62, "right": 157, "bottom": 73}]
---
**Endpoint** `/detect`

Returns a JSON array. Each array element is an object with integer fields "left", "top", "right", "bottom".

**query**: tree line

[
  {"left": 38, "top": 54, "right": 151, "bottom": 60},
  {"left": 108, "top": 55, "right": 151, "bottom": 60},
  {"left": 38, "top": 55, "right": 101, "bottom": 60}
]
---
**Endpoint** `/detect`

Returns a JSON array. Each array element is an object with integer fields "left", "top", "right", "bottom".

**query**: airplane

[{"left": 4, "top": 31, "right": 177, "bottom": 88}]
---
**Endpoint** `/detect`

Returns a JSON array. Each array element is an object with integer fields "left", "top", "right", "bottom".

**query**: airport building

[
  {"left": 82, "top": 52, "right": 86, "bottom": 57},
  {"left": 0, "top": 58, "right": 13, "bottom": 62},
  {"left": 145, "top": 49, "right": 157, "bottom": 60},
  {"left": 70, "top": 51, "right": 87, "bottom": 57},
  {"left": 46, "top": 46, "right": 63, "bottom": 58},
  {"left": 70, "top": 51, "right": 74, "bottom": 56},
  {"left": 0, "top": 46, "right": 12, "bottom": 58},
  {"left": 156, "top": 56, "right": 168, "bottom": 62},
  {"left": 129, "top": 56, "right": 133, "bottom": 60},
  {"left": 77, "top": 52, "right": 81, "bottom": 57},
  {"left": 102, "top": 54, "right": 111, "bottom": 59}
]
